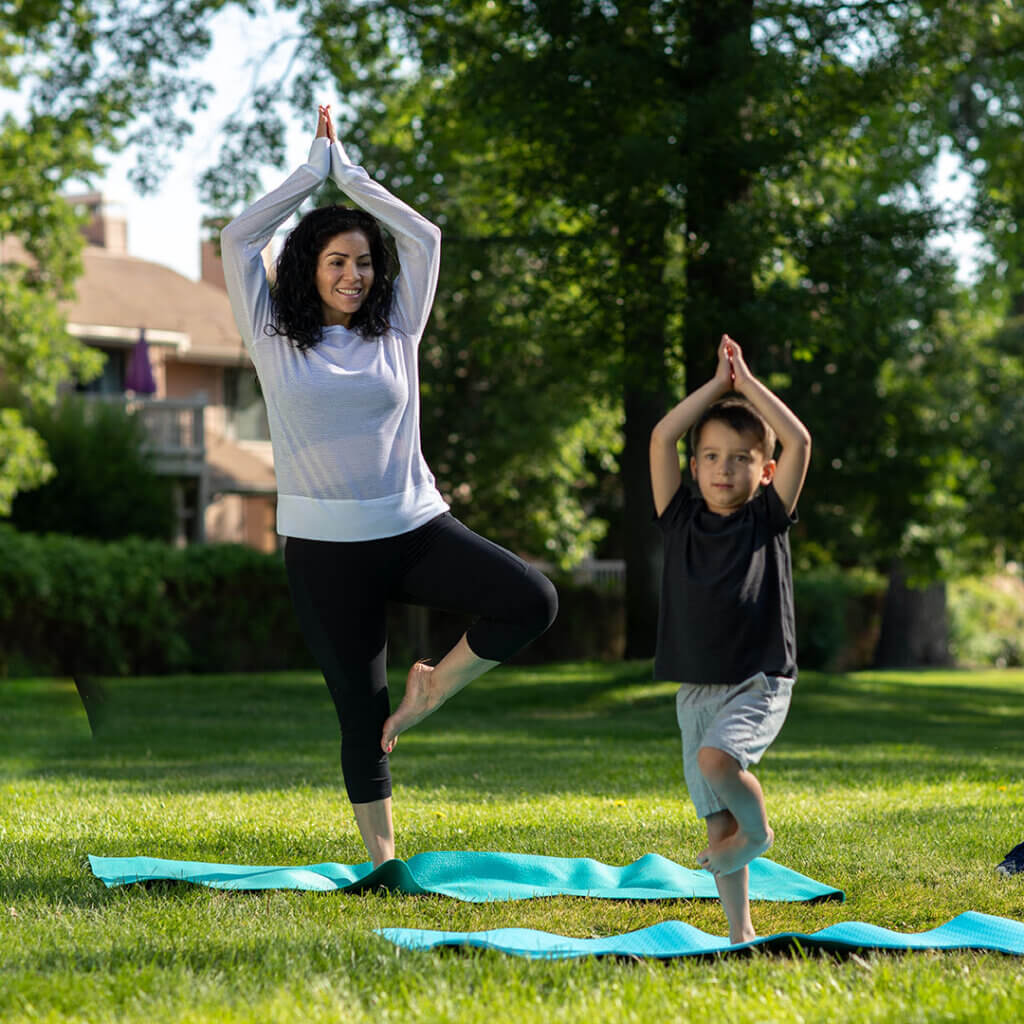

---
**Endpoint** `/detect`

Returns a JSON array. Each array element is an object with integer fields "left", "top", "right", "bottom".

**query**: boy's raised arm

[
  {"left": 727, "top": 336, "right": 812, "bottom": 516},
  {"left": 649, "top": 344, "right": 733, "bottom": 517}
]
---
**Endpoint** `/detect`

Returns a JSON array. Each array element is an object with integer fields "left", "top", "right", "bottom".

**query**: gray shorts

[{"left": 675, "top": 672, "right": 794, "bottom": 819}]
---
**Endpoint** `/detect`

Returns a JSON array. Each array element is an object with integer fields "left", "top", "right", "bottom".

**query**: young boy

[{"left": 649, "top": 334, "right": 812, "bottom": 944}]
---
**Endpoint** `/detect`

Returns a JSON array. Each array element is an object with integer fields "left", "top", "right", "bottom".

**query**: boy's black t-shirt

[{"left": 654, "top": 482, "right": 797, "bottom": 686}]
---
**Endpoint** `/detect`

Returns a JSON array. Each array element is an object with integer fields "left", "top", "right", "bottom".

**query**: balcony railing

[
  {"left": 85, "top": 395, "right": 206, "bottom": 475},
  {"left": 134, "top": 398, "right": 204, "bottom": 452}
]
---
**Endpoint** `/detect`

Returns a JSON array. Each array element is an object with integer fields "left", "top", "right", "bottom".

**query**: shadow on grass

[
  {"left": 778, "top": 673, "right": 1024, "bottom": 758},
  {"left": 3, "top": 667, "right": 1023, "bottom": 799}
]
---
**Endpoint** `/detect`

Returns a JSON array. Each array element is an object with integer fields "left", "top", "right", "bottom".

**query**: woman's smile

[{"left": 316, "top": 229, "right": 375, "bottom": 326}]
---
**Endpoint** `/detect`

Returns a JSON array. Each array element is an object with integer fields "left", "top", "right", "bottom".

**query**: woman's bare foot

[
  {"left": 697, "top": 826, "right": 774, "bottom": 877},
  {"left": 381, "top": 661, "right": 439, "bottom": 753}
]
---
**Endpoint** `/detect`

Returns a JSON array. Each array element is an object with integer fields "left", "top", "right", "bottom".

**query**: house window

[
  {"left": 76, "top": 347, "right": 126, "bottom": 394},
  {"left": 223, "top": 366, "right": 271, "bottom": 441}
]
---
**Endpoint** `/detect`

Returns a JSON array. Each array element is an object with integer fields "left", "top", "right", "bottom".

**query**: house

[{"left": 60, "top": 193, "right": 279, "bottom": 551}]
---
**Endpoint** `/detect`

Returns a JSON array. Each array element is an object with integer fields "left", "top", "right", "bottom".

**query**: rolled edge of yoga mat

[
  {"left": 375, "top": 911, "right": 1024, "bottom": 960},
  {"left": 87, "top": 850, "right": 844, "bottom": 903}
]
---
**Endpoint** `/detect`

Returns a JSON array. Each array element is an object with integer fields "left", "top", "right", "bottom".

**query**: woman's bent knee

[
  {"left": 465, "top": 569, "right": 558, "bottom": 662},
  {"left": 525, "top": 568, "right": 559, "bottom": 637}
]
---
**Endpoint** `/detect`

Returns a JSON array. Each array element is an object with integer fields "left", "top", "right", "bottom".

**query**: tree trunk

[
  {"left": 682, "top": 0, "right": 758, "bottom": 388},
  {"left": 618, "top": 202, "right": 671, "bottom": 659},
  {"left": 616, "top": 1, "right": 760, "bottom": 659},
  {"left": 874, "top": 565, "right": 952, "bottom": 668},
  {"left": 622, "top": 388, "right": 665, "bottom": 658}
]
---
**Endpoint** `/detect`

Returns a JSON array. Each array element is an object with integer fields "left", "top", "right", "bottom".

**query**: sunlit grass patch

[{"left": 2, "top": 665, "right": 1024, "bottom": 1022}]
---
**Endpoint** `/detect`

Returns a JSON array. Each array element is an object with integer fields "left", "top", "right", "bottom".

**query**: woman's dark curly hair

[{"left": 268, "top": 205, "right": 394, "bottom": 350}]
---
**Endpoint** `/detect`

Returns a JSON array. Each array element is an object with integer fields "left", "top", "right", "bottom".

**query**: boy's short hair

[{"left": 690, "top": 398, "right": 777, "bottom": 460}]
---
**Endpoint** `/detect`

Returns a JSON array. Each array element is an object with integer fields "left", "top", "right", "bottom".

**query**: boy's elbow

[
  {"left": 650, "top": 421, "right": 673, "bottom": 449},
  {"left": 787, "top": 425, "right": 812, "bottom": 457},
  {"left": 795, "top": 427, "right": 811, "bottom": 451}
]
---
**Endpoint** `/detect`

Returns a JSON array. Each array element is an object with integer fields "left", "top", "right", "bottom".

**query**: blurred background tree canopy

[{"left": 5, "top": 0, "right": 1024, "bottom": 665}]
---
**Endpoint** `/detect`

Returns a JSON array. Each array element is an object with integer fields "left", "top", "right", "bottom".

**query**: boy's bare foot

[
  {"left": 381, "top": 661, "right": 439, "bottom": 753},
  {"left": 697, "top": 825, "right": 774, "bottom": 877}
]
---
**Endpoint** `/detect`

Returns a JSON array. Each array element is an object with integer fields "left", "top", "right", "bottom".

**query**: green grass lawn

[{"left": 3, "top": 662, "right": 1024, "bottom": 1022}]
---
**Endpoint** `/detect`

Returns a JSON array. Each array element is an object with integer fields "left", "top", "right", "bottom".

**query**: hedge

[
  {"left": 0, "top": 526, "right": 312, "bottom": 677},
  {"left": 793, "top": 567, "right": 887, "bottom": 671},
  {"left": 0, "top": 525, "right": 887, "bottom": 677},
  {"left": 0, "top": 525, "right": 629, "bottom": 676}
]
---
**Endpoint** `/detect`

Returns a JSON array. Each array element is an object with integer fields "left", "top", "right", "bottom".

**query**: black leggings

[{"left": 285, "top": 513, "right": 558, "bottom": 804}]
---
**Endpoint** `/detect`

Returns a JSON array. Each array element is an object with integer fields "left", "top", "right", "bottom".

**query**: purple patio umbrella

[{"left": 125, "top": 327, "right": 157, "bottom": 394}]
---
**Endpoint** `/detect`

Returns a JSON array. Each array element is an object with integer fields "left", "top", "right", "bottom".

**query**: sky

[
  {"left": 96, "top": 4, "right": 308, "bottom": 282},
  {"left": 91, "top": 8, "right": 984, "bottom": 285}
]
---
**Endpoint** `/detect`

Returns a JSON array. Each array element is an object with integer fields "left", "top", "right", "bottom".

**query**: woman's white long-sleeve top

[{"left": 221, "top": 137, "right": 449, "bottom": 541}]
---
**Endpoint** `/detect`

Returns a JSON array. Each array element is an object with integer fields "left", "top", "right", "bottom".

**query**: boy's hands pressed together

[
  {"left": 721, "top": 335, "right": 754, "bottom": 391},
  {"left": 715, "top": 335, "right": 736, "bottom": 390}
]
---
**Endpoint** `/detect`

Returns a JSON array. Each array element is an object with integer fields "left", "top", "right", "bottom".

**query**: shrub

[
  {"left": 8, "top": 396, "right": 175, "bottom": 541},
  {"left": 794, "top": 567, "right": 886, "bottom": 671},
  {"left": 0, "top": 526, "right": 311, "bottom": 677},
  {"left": 948, "top": 574, "right": 1024, "bottom": 668},
  {"left": 166, "top": 544, "right": 315, "bottom": 673},
  {"left": 0, "top": 524, "right": 893, "bottom": 677}
]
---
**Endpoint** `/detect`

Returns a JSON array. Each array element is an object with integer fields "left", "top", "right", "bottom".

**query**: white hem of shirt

[{"left": 278, "top": 485, "right": 450, "bottom": 542}]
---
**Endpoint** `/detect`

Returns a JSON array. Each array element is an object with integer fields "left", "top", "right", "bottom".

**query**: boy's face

[{"left": 690, "top": 420, "right": 775, "bottom": 517}]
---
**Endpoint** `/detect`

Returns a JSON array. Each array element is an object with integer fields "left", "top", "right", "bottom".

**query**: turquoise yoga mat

[
  {"left": 378, "top": 911, "right": 1024, "bottom": 959},
  {"left": 88, "top": 850, "right": 843, "bottom": 903}
]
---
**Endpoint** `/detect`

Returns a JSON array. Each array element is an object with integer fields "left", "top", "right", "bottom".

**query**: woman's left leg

[
  {"left": 285, "top": 536, "right": 397, "bottom": 864},
  {"left": 381, "top": 514, "right": 558, "bottom": 749}
]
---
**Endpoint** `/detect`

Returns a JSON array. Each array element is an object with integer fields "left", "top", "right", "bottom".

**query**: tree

[
  {"left": 205, "top": 0, "right": 1023, "bottom": 660},
  {"left": 939, "top": 4, "right": 1024, "bottom": 565},
  {"left": 0, "top": 0, "right": 226, "bottom": 514}
]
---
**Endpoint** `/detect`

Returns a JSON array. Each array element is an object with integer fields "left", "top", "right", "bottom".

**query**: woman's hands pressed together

[{"left": 316, "top": 103, "right": 337, "bottom": 144}]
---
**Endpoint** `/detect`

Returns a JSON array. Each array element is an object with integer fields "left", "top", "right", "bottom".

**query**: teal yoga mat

[
  {"left": 378, "top": 911, "right": 1024, "bottom": 959},
  {"left": 88, "top": 851, "right": 843, "bottom": 903}
]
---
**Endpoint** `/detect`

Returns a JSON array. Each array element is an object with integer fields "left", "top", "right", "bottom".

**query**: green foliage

[
  {"left": 793, "top": 568, "right": 887, "bottom": 672},
  {"left": 163, "top": 543, "right": 316, "bottom": 674},
  {"left": 0, "top": 525, "right": 312, "bottom": 676},
  {"left": 0, "top": 529, "right": 177, "bottom": 677},
  {"left": 787, "top": 295, "right": 996, "bottom": 579},
  {"left": 203, "top": 1, "right": 1024, "bottom": 599},
  {"left": 941, "top": 1, "right": 1024, "bottom": 300},
  {"left": 3, "top": 665, "right": 1024, "bottom": 1020},
  {"left": 0, "top": 407, "right": 53, "bottom": 517},
  {"left": 7, "top": 396, "right": 176, "bottom": 541},
  {"left": 415, "top": 226, "right": 624, "bottom": 566},
  {"left": 952, "top": 312, "right": 1024, "bottom": 563},
  {"left": 0, "top": 0, "right": 224, "bottom": 511},
  {"left": 949, "top": 574, "right": 1024, "bottom": 669},
  {"left": 0, "top": 111, "right": 104, "bottom": 510}
]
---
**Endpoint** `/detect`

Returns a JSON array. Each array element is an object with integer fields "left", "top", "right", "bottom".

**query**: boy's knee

[{"left": 697, "top": 745, "right": 740, "bottom": 784}]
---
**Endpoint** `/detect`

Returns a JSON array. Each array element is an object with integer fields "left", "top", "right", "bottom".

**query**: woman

[{"left": 221, "top": 105, "right": 558, "bottom": 865}]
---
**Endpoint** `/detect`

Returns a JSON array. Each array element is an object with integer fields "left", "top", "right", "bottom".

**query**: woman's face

[{"left": 315, "top": 230, "right": 375, "bottom": 326}]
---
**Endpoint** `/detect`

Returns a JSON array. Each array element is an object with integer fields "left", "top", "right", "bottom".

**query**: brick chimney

[
  {"left": 201, "top": 239, "right": 226, "bottom": 291},
  {"left": 73, "top": 193, "right": 128, "bottom": 253}
]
